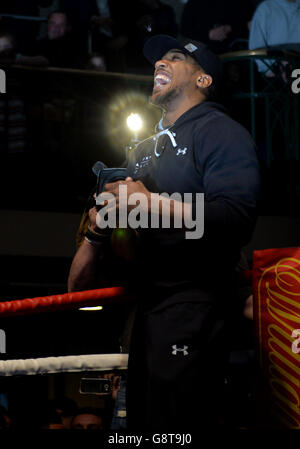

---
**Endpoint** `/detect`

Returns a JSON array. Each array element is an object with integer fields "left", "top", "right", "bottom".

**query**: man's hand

[
  {"left": 102, "top": 176, "right": 151, "bottom": 214},
  {"left": 243, "top": 294, "right": 253, "bottom": 320},
  {"left": 88, "top": 206, "right": 99, "bottom": 232},
  {"left": 96, "top": 177, "right": 190, "bottom": 231},
  {"left": 96, "top": 373, "right": 121, "bottom": 401},
  {"left": 209, "top": 25, "right": 232, "bottom": 42}
]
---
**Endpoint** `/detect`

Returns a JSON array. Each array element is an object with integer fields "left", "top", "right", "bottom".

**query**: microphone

[
  {"left": 92, "top": 160, "right": 127, "bottom": 198},
  {"left": 92, "top": 161, "right": 107, "bottom": 177}
]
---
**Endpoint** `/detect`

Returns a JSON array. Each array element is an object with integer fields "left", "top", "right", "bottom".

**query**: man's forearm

[
  {"left": 149, "top": 193, "right": 193, "bottom": 229},
  {"left": 68, "top": 239, "right": 103, "bottom": 292}
]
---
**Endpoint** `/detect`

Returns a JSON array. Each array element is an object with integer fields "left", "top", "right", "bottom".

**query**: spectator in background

[
  {"left": 46, "top": 10, "right": 70, "bottom": 41},
  {"left": 132, "top": 0, "right": 178, "bottom": 45},
  {"left": 51, "top": 397, "right": 78, "bottom": 429},
  {"left": 0, "top": 11, "right": 85, "bottom": 68},
  {"left": 60, "top": 0, "right": 178, "bottom": 73},
  {"left": 39, "top": 397, "right": 78, "bottom": 429},
  {"left": 0, "top": 30, "right": 28, "bottom": 156},
  {"left": 110, "top": 376, "right": 127, "bottom": 430},
  {"left": 0, "top": 28, "right": 49, "bottom": 66},
  {"left": 71, "top": 407, "right": 105, "bottom": 430},
  {"left": 89, "top": 0, "right": 129, "bottom": 72},
  {"left": 249, "top": 0, "right": 300, "bottom": 72},
  {"left": 247, "top": 0, "right": 265, "bottom": 30},
  {"left": 36, "top": 0, "right": 61, "bottom": 41},
  {"left": 91, "top": 0, "right": 178, "bottom": 72},
  {"left": 59, "top": 0, "right": 128, "bottom": 72},
  {"left": 40, "top": 408, "right": 65, "bottom": 429},
  {"left": 120, "top": 0, "right": 178, "bottom": 73},
  {"left": 96, "top": 372, "right": 127, "bottom": 430},
  {"left": 0, "top": 30, "right": 16, "bottom": 61},
  {"left": 181, "top": 0, "right": 254, "bottom": 54},
  {"left": 34, "top": 10, "right": 86, "bottom": 68},
  {"left": 60, "top": 0, "right": 98, "bottom": 45},
  {"left": 0, "top": 0, "right": 40, "bottom": 54}
]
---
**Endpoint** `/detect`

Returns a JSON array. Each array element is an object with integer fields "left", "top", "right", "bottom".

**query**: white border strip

[{"left": 0, "top": 353, "right": 128, "bottom": 376}]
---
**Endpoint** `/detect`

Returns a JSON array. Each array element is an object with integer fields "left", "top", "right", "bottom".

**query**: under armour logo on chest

[
  {"left": 176, "top": 147, "right": 187, "bottom": 156},
  {"left": 172, "top": 345, "right": 189, "bottom": 356}
]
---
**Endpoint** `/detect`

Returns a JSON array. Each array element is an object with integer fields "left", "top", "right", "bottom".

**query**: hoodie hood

[
  {"left": 152, "top": 101, "right": 227, "bottom": 154},
  {"left": 171, "top": 101, "right": 227, "bottom": 131}
]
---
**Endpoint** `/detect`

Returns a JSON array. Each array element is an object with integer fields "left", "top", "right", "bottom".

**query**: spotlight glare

[
  {"left": 79, "top": 306, "right": 103, "bottom": 311},
  {"left": 127, "top": 113, "right": 143, "bottom": 132}
]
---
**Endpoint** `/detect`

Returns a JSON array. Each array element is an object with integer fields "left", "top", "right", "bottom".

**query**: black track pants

[{"left": 126, "top": 300, "right": 229, "bottom": 431}]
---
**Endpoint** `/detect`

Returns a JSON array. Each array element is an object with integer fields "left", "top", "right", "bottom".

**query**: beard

[{"left": 150, "top": 84, "right": 184, "bottom": 108}]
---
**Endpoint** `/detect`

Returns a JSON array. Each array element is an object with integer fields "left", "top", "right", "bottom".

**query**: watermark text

[
  {"left": 291, "top": 69, "right": 300, "bottom": 94},
  {"left": 0, "top": 329, "right": 6, "bottom": 353},
  {"left": 96, "top": 185, "right": 204, "bottom": 240},
  {"left": 0, "top": 70, "right": 6, "bottom": 94},
  {"left": 291, "top": 329, "right": 300, "bottom": 354}
]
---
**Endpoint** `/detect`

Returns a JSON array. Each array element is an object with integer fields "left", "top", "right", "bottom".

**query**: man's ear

[{"left": 196, "top": 74, "right": 213, "bottom": 89}]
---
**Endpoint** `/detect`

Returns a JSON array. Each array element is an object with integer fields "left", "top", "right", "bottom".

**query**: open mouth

[{"left": 153, "top": 73, "right": 171, "bottom": 92}]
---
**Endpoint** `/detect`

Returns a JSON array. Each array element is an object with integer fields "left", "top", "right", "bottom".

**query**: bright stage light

[
  {"left": 79, "top": 306, "right": 103, "bottom": 311},
  {"left": 107, "top": 91, "right": 161, "bottom": 152},
  {"left": 126, "top": 113, "right": 143, "bottom": 132}
]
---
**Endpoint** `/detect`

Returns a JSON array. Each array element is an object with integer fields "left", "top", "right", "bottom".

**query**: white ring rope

[{"left": 0, "top": 353, "right": 128, "bottom": 376}]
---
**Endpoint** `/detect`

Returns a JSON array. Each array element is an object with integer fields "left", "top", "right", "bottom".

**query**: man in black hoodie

[{"left": 68, "top": 35, "right": 260, "bottom": 430}]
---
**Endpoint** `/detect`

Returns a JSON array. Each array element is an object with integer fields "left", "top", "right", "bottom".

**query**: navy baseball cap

[{"left": 143, "top": 34, "right": 222, "bottom": 91}]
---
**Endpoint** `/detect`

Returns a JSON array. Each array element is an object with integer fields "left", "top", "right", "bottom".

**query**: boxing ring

[
  {"left": 0, "top": 354, "right": 128, "bottom": 377},
  {"left": 2, "top": 247, "right": 300, "bottom": 428},
  {"left": 0, "top": 287, "right": 130, "bottom": 376},
  {"left": 253, "top": 247, "right": 300, "bottom": 428}
]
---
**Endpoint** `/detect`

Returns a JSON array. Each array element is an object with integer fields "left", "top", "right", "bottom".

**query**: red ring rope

[{"left": 0, "top": 286, "right": 129, "bottom": 317}]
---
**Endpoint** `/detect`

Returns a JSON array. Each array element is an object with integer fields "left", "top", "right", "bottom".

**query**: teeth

[{"left": 155, "top": 74, "right": 171, "bottom": 85}]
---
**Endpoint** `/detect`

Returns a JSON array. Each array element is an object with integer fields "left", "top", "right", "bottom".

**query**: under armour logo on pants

[{"left": 172, "top": 345, "right": 189, "bottom": 356}]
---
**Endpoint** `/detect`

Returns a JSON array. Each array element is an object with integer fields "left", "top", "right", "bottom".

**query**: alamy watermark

[
  {"left": 0, "top": 329, "right": 6, "bottom": 353},
  {"left": 95, "top": 185, "right": 204, "bottom": 240},
  {"left": 0, "top": 70, "right": 6, "bottom": 94},
  {"left": 291, "top": 69, "right": 300, "bottom": 94},
  {"left": 291, "top": 329, "right": 300, "bottom": 354}
]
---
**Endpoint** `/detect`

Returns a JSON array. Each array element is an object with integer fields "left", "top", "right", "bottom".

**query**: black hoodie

[{"left": 125, "top": 101, "right": 260, "bottom": 307}]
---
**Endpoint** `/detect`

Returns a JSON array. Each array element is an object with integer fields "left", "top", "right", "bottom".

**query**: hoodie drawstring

[{"left": 153, "top": 128, "right": 177, "bottom": 158}]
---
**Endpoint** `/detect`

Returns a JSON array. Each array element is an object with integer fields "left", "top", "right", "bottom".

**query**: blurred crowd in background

[{"left": 0, "top": 0, "right": 267, "bottom": 74}]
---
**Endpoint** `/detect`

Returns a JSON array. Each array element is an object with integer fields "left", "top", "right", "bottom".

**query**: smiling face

[
  {"left": 150, "top": 49, "right": 203, "bottom": 109},
  {"left": 47, "top": 13, "right": 69, "bottom": 40}
]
